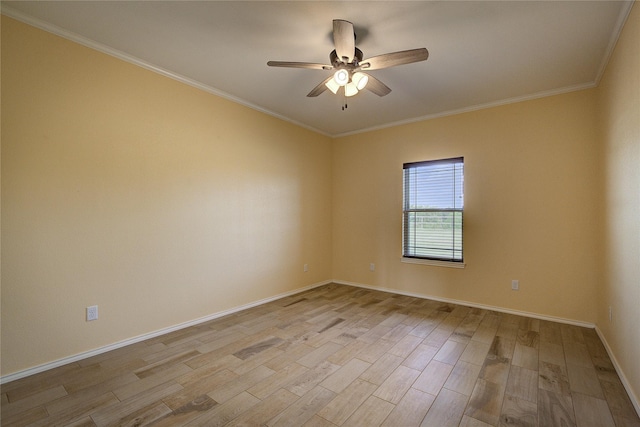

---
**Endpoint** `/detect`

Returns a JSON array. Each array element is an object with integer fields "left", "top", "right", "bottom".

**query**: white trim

[
  {"left": 594, "top": 1, "right": 636, "bottom": 85},
  {"left": 0, "top": 280, "right": 331, "bottom": 384},
  {"left": 333, "top": 279, "right": 595, "bottom": 329},
  {"left": 334, "top": 82, "right": 597, "bottom": 138},
  {"left": 595, "top": 326, "right": 640, "bottom": 418},
  {"left": 402, "top": 257, "right": 466, "bottom": 269}
]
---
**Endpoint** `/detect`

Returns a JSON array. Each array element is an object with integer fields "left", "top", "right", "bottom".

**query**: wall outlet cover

[{"left": 87, "top": 305, "right": 98, "bottom": 321}]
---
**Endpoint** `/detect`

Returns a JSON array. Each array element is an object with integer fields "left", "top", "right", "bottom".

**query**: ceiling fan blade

[
  {"left": 267, "top": 61, "right": 332, "bottom": 70},
  {"left": 307, "top": 76, "right": 333, "bottom": 97},
  {"left": 361, "top": 48, "right": 429, "bottom": 71},
  {"left": 365, "top": 74, "right": 392, "bottom": 97},
  {"left": 333, "top": 19, "right": 355, "bottom": 62}
]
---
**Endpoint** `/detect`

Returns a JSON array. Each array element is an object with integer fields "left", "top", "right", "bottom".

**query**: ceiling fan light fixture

[
  {"left": 325, "top": 78, "right": 340, "bottom": 94},
  {"left": 333, "top": 69, "right": 349, "bottom": 86},
  {"left": 352, "top": 72, "right": 369, "bottom": 90},
  {"left": 344, "top": 82, "right": 359, "bottom": 97}
]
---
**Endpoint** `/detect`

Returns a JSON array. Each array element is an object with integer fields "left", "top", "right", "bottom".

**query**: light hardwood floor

[{"left": 2, "top": 283, "right": 639, "bottom": 426}]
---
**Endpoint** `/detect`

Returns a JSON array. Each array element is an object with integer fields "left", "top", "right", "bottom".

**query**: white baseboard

[
  {"left": 333, "top": 279, "right": 595, "bottom": 329},
  {"left": 0, "top": 280, "right": 331, "bottom": 384},
  {"left": 595, "top": 326, "right": 640, "bottom": 418}
]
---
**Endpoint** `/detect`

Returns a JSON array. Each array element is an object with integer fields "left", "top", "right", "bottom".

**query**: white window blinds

[{"left": 403, "top": 157, "right": 464, "bottom": 262}]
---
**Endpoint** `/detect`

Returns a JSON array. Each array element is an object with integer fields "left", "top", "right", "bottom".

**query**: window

[{"left": 403, "top": 157, "right": 464, "bottom": 263}]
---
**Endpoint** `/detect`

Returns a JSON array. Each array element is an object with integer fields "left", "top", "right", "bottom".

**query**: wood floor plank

[
  {"left": 600, "top": 377, "right": 640, "bottom": 423},
  {"left": 459, "top": 340, "right": 491, "bottom": 366},
  {"left": 381, "top": 387, "right": 435, "bottom": 427},
  {"left": 471, "top": 324, "right": 498, "bottom": 345},
  {"left": 112, "top": 362, "right": 192, "bottom": 401},
  {"left": 33, "top": 392, "right": 119, "bottom": 427},
  {"left": 572, "top": 393, "right": 616, "bottom": 427},
  {"left": 90, "top": 381, "right": 183, "bottom": 426},
  {"left": 539, "top": 340, "right": 566, "bottom": 366},
  {"left": 318, "top": 358, "right": 371, "bottom": 393},
  {"left": 372, "top": 365, "right": 421, "bottom": 404},
  {"left": 317, "top": 378, "right": 378, "bottom": 425},
  {"left": 2, "top": 283, "right": 637, "bottom": 427},
  {"left": 266, "top": 385, "right": 335, "bottom": 427},
  {"left": 387, "top": 334, "right": 423, "bottom": 358},
  {"left": 424, "top": 326, "right": 455, "bottom": 348},
  {"left": 512, "top": 342, "right": 538, "bottom": 371},
  {"left": 539, "top": 320, "right": 563, "bottom": 345},
  {"left": 1, "top": 385, "right": 68, "bottom": 420},
  {"left": 342, "top": 395, "right": 395, "bottom": 427},
  {"left": 225, "top": 389, "right": 299, "bottom": 427},
  {"left": 402, "top": 344, "right": 439, "bottom": 371},
  {"left": 359, "top": 353, "right": 404, "bottom": 386},
  {"left": 0, "top": 405, "right": 49, "bottom": 427},
  {"left": 480, "top": 355, "right": 511, "bottom": 387},
  {"left": 357, "top": 339, "right": 396, "bottom": 364},
  {"left": 114, "top": 401, "right": 173, "bottom": 427},
  {"left": 564, "top": 341, "right": 594, "bottom": 368},
  {"left": 505, "top": 365, "right": 538, "bottom": 403},
  {"left": 326, "top": 338, "right": 370, "bottom": 365},
  {"left": 297, "top": 342, "right": 344, "bottom": 368},
  {"left": 6, "top": 363, "right": 102, "bottom": 403},
  {"left": 162, "top": 369, "right": 233, "bottom": 411},
  {"left": 539, "top": 361, "right": 571, "bottom": 396},
  {"left": 246, "top": 362, "right": 308, "bottom": 399},
  {"left": 496, "top": 321, "right": 519, "bottom": 341},
  {"left": 444, "top": 360, "right": 483, "bottom": 396},
  {"left": 421, "top": 388, "right": 468, "bottom": 427},
  {"left": 567, "top": 363, "right": 605, "bottom": 399},
  {"left": 207, "top": 365, "right": 275, "bottom": 403},
  {"left": 500, "top": 394, "right": 538, "bottom": 427},
  {"left": 185, "top": 390, "right": 260, "bottom": 427},
  {"left": 464, "top": 378, "right": 506, "bottom": 426},
  {"left": 413, "top": 360, "right": 455, "bottom": 395},
  {"left": 459, "top": 414, "right": 494, "bottom": 426},
  {"left": 537, "top": 388, "right": 576, "bottom": 427},
  {"left": 433, "top": 339, "right": 468, "bottom": 365},
  {"left": 286, "top": 361, "right": 341, "bottom": 397}
]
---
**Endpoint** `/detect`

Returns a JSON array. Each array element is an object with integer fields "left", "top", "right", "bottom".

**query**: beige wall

[
  {"left": 1, "top": 17, "right": 333, "bottom": 375},
  {"left": 332, "top": 90, "right": 601, "bottom": 323},
  {"left": 596, "top": 3, "right": 640, "bottom": 408}
]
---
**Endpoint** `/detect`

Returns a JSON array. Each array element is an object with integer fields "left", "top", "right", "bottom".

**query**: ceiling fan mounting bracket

[{"left": 330, "top": 48, "right": 363, "bottom": 71}]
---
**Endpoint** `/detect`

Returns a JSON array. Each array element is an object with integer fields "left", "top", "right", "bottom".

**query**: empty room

[{"left": 1, "top": 1, "right": 639, "bottom": 426}]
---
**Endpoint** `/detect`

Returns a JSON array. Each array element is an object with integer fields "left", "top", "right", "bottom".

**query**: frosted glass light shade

[
  {"left": 333, "top": 69, "right": 349, "bottom": 86},
  {"left": 325, "top": 78, "right": 340, "bottom": 94},
  {"left": 352, "top": 72, "right": 369, "bottom": 90},
  {"left": 344, "top": 82, "right": 358, "bottom": 97}
]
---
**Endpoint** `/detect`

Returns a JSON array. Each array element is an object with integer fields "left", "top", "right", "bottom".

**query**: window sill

[{"left": 401, "top": 257, "right": 466, "bottom": 269}]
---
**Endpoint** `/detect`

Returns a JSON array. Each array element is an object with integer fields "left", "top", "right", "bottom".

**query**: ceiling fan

[{"left": 267, "top": 19, "right": 429, "bottom": 99}]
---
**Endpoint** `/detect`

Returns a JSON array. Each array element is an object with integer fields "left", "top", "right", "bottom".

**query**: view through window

[{"left": 403, "top": 157, "right": 464, "bottom": 262}]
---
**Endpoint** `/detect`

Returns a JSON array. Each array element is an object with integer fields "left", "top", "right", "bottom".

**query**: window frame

[{"left": 402, "top": 157, "right": 464, "bottom": 266}]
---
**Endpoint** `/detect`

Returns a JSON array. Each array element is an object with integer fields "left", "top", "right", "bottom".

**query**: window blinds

[{"left": 403, "top": 157, "right": 464, "bottom": 262}]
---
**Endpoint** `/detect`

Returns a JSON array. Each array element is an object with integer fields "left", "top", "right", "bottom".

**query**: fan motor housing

[{"left": 330, "top": 48, "right": 364, "bottom": 68}]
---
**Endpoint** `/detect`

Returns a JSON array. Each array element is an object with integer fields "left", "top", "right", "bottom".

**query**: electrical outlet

[
  {"left": 87, "top": 305, "right": 98, "bottom": 321},
  {"left": 303, "top": 264, "right": 309, "bottom": 272},
  {"left": 511, "top": 280, "right": 519, "bottom": 290},
  {"left": 370, "top": 263, "right": 375, "bottom": 272}
]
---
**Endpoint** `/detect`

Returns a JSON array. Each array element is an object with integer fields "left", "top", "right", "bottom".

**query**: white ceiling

[{"left": 2, "top": 1, "right": 634, "bottom": 137}]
